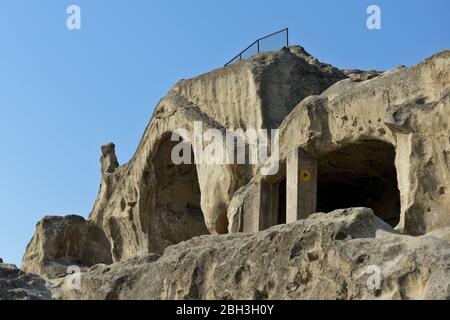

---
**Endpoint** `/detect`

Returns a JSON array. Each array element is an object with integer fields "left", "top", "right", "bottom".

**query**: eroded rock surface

[
  {"left": 85, "top": 46, "right": 347, "bottom": 261},
  {"left": 231, "top": 49, "right": 450, "bottom": 236},
  {"left": 52, "top": 208, "right": 450, "bottom": 300},
  {"left": 21, "top": 46, "right": 450, "bottom": 301},
  {"left": 22, "top": 215, "right": 112, "bottom": 279},
  {"left": 0, "top": 263, "right": 51, "bottom": 300},
  {"left": 91, "top": 47, "right": 447, "bottom": 261}
]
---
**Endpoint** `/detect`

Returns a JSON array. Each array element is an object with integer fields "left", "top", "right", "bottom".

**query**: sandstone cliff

[
  {"left": 51, "top": 209, "right": 450, "bottom": 300},
  {"left": 86, "top": 46, "right": 347, "bottom": 262},
  {"left": 14, "top": 46, "right": 450, "bottom": 300}
]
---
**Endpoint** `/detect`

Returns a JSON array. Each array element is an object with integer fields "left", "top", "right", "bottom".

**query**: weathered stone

[
  {"left": 86, "top": 48, "right": 449, "bottom": 260},
  {"left": 101, "top": 142, "right": 119, "bottom": 174},
  {"left": 51, "top": 208, "right": 450, "bottom": 300},
  {"left": 22, "top": 215, "right": 112, "bottom": 279},
  {"left": 86, "top": 46, "right": 347, "bottom": 262},
  {"left": 21, "top": 46, "right": 450, "bottom": 301},
  {"left": 253, "top": 49, "right": 450, "bottom": 236},
  {"left": 428, "top": 227, "right": 450, "bottom": 244},
  {"left": 0, "top": 263, "right": 52, "bottom": 300}
]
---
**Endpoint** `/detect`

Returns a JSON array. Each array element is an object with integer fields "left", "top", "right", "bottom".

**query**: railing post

[
  {"left": 286, "top": 28, "right": 289, "bottom": 47},
  {"left": 257, "top": 40, "right": 260, "bottom": 53}
]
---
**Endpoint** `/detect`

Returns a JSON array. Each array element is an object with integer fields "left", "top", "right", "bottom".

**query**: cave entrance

[
  {"left": 317, "top": 140, "right": 400, "bottom": 227},
  {"left": 152, "top": 134, "right": 209, "bottom": 249}
]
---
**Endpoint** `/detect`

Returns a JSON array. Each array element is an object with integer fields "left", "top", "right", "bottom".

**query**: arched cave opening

[
  {"left": 152, "top": 134, "right": 209, "bottom": 248},
  {"left": 317, "top": 140, "right": 401, "bottom": 227}
]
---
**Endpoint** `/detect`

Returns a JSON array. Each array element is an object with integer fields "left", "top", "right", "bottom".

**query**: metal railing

[{"left": 225, "top": 28, "right": 289, "bottom": 66}]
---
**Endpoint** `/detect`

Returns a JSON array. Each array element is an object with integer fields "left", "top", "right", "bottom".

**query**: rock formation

[
  {"left": 0, "top": 263, "right": 51, "bottom": 300},
  {"left": 13, "top": 45, "right": 450, "bottom": 300},
  {"left": 51, "top": 209, "right": 450, "bottom": 300},
  {"left": 87, "top": 46, "right": 347, "bottom": 262},
  {"left": 22, "top": 215, "right": 112, "bottom": 279},
  {"left": 235, "top": 49, "right": 450, "bottom": 236}
]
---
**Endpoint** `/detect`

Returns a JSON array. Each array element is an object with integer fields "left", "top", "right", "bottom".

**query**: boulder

[
  {"left": 22, "top": 215, "right": 112, "bottom": 279},
  {"left": 0, "top": 263, "right": 51, "bottom": 300},
  {"left": 52, "top": 208, "right": 450, "bottom": 300}
]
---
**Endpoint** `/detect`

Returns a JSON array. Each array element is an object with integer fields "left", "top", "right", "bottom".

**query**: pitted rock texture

[
  {"left": 51, "top": 208, "right": 450, "bottom": 300},
  {"left": 0, "top": 263, "right": 51, "bottom": 300},
  {"left": 22, "top": 215, "right": 112, "bottom": 279},
  {"left": 86, "top": 46, "right": 347, "bottom": 262},
  {"left": 22, "top": 46, "right": 450, "bottom": 295},
  {"left": 231, "top": 49, "right": 450, "bottom": 236}
]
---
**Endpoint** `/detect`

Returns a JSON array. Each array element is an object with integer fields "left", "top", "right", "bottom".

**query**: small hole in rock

[{"left": 335, "top": 231, "right": 348, "bottom": 240}]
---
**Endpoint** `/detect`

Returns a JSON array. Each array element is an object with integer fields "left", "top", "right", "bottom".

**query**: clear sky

[{"left": 0, "top": 0, "right": 448, "bottom": 266}]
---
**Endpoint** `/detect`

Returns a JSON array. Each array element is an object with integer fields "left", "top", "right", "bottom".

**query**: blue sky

[{"left": 0, "top": 0, "right": 448, "bottom": 266}]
